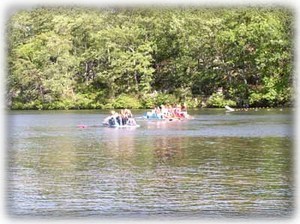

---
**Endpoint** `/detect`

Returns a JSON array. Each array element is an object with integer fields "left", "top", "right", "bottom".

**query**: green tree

[{"left": 7, "top": 7, "right": 294, "bottom": 109}]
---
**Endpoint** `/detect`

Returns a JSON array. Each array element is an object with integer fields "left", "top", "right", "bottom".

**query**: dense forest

[{"left": 7, "top": 7, "right": 294, "bottom": 110}]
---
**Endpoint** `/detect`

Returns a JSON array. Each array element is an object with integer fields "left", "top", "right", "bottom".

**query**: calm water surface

[{"left": 6, "top": 109, "right": 294, "bottom": 219}]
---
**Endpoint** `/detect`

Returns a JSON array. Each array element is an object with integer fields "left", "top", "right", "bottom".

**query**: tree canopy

[{"left": 7, "top": 6, "right": 294, "bottom": 109}]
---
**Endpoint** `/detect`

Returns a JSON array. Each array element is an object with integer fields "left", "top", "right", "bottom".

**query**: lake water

[{"left": 6, "top": 109, "right": 294, "bottom": 219}]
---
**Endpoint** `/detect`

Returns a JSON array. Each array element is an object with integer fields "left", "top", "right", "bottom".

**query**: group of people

[
  {"left": 103, "top": 103, "right": 191, "bottom": 127},
  {"left": 146, "top": 103, "right": 190, "bottom": 120},
  {"left": 103, "top": 109, "right": 137, "bottom": 127}
]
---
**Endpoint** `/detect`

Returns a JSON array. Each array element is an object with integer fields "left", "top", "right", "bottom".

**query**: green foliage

[
  {"left": 214, "top": 8, "right": 293, "bottom": 107},
  {"left": 140, "top": 92, "right": 185, "bottom": 108},
  {"left": 249, "top": 92, "right": 264, "bottom": 106},
  {"left": 7, "top": 7, "right": 294, "bottom": 109},
  {"left": 111, "top": 94, "right": 142, "bottom": 109},
  {"left": 140, "top": 93, "right": 156, "bottom": 108},
  {"left": 184, "top": 96, "right": 202, "bottom": 108},
  {"left": 140, "top": 93, "right": 201, "bottom": 108},
  {"left": 206, "top": 93, "right": 237, "bottom": 108},
  {"left": 153, "top": 93, "right": 178, "bottom": 106}
]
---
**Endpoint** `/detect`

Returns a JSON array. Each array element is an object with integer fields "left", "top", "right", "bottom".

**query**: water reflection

[
  {"left": 101, "top": 128, "right": 137, "bottom": 161},
  {"left": 152, "top": 136, "right": 186, "bottom": 164},
  {"left": 7, "top": 110, "right": 293, "bottom": 218}
]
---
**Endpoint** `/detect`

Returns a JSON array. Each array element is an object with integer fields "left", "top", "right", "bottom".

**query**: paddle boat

[
  {"left": 78, "top": 109, "right": 139, "bottom": 129},
  {"left": 144, "top": 103, "right": 194, "bottom": 120},
  {"left": 102, "top": 110, "right": 140, "bottom": 128},
  {"left": 106, "top": 123, "right": 140, "bottom": 128},
  {"left": 143, "top": 109, "right": 192, "bottom": 121},
  {"left": 103, "top": 117, "right": 140, "bottom": 128},
  {"left": 143, "top": 111, "right": 164, "bottom": 119}
]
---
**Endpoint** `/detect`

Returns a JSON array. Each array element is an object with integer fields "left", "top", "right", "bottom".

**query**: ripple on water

[{"left": 7, "top": 110, "right": 294, "bottom": 218}]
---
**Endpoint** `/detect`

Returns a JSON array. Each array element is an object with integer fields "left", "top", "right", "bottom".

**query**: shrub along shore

[{"left": 7, "top": 7, "right": 294, "bottom": 110}]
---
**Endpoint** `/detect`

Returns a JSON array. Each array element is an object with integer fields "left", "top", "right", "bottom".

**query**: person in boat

[
  {"left": 166, "top": 104, "right": 175, "bottom": 119},
  {"left": 124, "top": 109, "right": 133, "bottom": 118},
  {"left": 181, "top": 103, "right": 193, "bottom": 119},
  {"left": 120, "top": 109, "right": 128, "bottom": 125},
  {"left": 127, "top": 117, "right": 137, "bottom": 126},
  {"left": 124, "top": 108, "right": 137, "bottom": 126},
  {"left": 115, "top": 112, "right": 123, "bottom": 126},
  {"left": 155, "top": 106, "right": 163, "bottom": 119},
  {"left": 103, "top": 110, "right": 117, "bottom": 125},
  {"left": 145, "top": 107, "right": 161, "bottom": 119},
  {"left": 108, "top": 110, "right": 118, "bottom": 126},
  {"left": 173, "top": 104, "right": 182, "bottom": 118},
  {"left": 160, "top": 104, "right": 168, "bottom": 119},
  {"left": 104, "top": 109, "right": 138, "bottom": 127}
]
